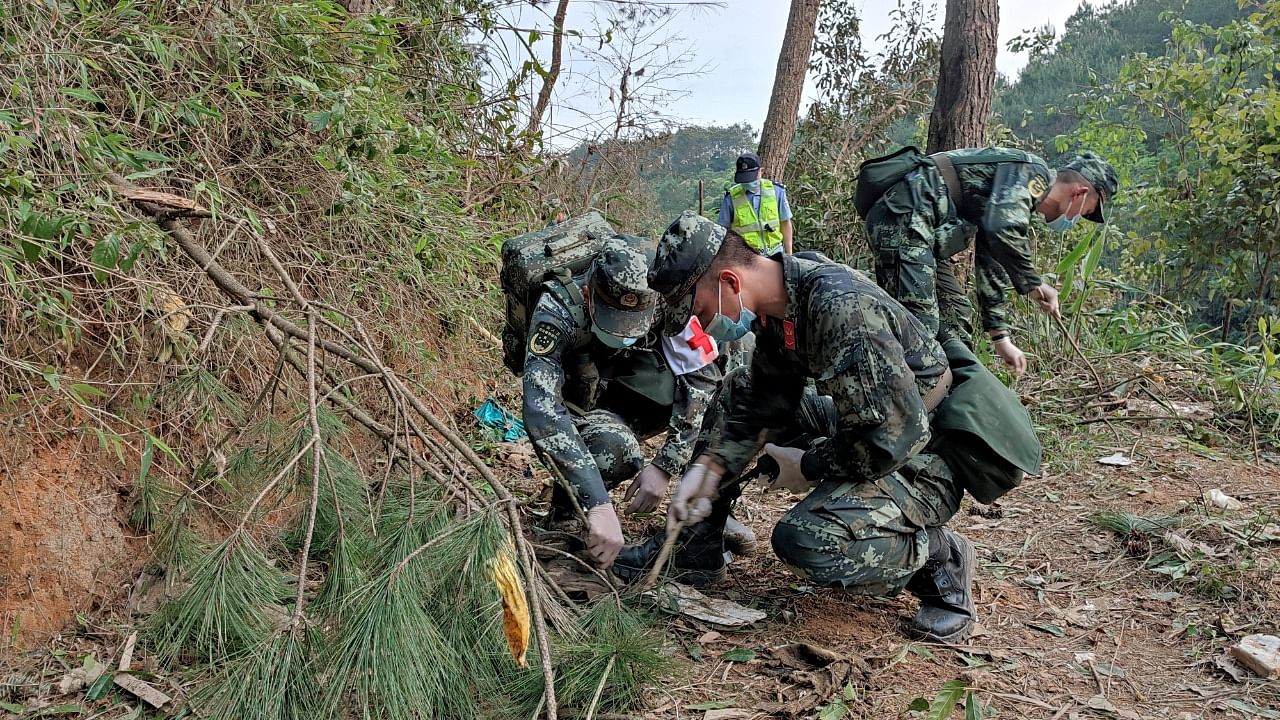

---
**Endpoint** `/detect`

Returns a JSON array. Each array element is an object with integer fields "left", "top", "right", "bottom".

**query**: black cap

[{"left": 733, "top": 152, "right": 761, "bottom": 184}]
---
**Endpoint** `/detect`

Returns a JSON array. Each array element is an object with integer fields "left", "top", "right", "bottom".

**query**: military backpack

[
  {"left": 853, "top": 146, "right": 1032, "bottom": 219},
  {"left": 499, "top": 211, "right": 615, "bottom": 375}
]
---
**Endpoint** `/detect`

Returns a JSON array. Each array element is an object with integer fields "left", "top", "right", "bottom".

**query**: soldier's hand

[
  {"left": 1028, "top": 283, "right": 1061, "bottom": 319},
  {"left": 585, "top": 504, "right": 624, "bottom": 568},
  {"left": 993, "top": 337, "right": 1027, "bottom": 376},
  {"left": 761, "top": 443, "right": 811, "bottom": 493},
  {"left": 668, "top": 461, "right": 722, "bottom": 531},
  {"left": 623, "top": 463, "right": 670, "bottom": 515}
]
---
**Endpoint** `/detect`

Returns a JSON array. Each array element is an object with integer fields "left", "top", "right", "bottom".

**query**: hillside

[{"left": 995, "top": 0, "right": 1243, "bottom": 159}]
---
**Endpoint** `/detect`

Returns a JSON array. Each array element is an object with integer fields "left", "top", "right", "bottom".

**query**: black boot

[
  {"left": 906, "top": 527, "right": 977, "bottom": 642},
  {"left": 612, "top": 516, "right": 727, "bottom": 586}
]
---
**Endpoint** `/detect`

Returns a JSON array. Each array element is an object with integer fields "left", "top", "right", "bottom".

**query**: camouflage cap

[
  {"left": 1063, "top": 152, "right": 1119, "bottom": 223},
  {"left": 589, "top": 234, "right": 658, "bottom": 340},
  {"left": 649, "top": 211, "right": 725, "bottom": 334}
]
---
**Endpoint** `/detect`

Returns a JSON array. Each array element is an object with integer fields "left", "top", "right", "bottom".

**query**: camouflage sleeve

[
  {"left": 798, "top": 293, "right": 931, "bottom": 483},
  {"left": 521, "top": 297, "right": 609, "bottom": 509},
  {"left": 651, "top": 360, "right": 722, "bottom": 476},
  {"left": 973, "top": 249, "right": 1013, "bottom": 332},
  {"left": 709, "top": 347, "right": 806, "bottom": 476},
  {"left": 980, "top": 164, "right": 1043, "bottom": 296}
]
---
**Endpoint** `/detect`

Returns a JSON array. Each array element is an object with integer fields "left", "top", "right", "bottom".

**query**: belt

[{"left": 922, "top": 366, "right": 953, "bottom": 412}]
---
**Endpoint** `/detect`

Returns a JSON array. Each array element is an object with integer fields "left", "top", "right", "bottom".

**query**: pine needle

[
  {"left": 192, "top": 626, "right": 320, "bottom": 720},
  {"left": 320, "top": 573, "right": 468, "bottom": 720},
  {"left": 504, "top": 600, "right": 667, "bottom": 715},
  {"left": 1090, "top": 510, "right": 1181, "bottom": 535},
  {"left": 148, "top": 529, "right": 290, "bottom": 664},
  {"left": 311, "top": 527, "right": 367, "bottom": 621}
]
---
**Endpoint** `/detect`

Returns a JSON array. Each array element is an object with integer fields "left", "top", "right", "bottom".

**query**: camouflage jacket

[
  {"left": 522, "top": 283, "right": 721, "bottom": 509},
  {"left": 710, "top": 255, "right": 950, "bottom": 483},
  {"left": 924, "top": 148, "right": 1053, "bottom": 331}
]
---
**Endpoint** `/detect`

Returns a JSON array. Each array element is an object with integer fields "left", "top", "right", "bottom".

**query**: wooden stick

[
  {"left": 1054, "top": 313, "right": 1104, "bottom": 391},
  {"left": 639, "top": 520, "right": 685, "bottom": 591}
]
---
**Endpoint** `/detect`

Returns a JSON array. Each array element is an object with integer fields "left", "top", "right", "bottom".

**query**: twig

[
  {"left": 236, "top": 437, "right": 316, "bottom": 529},
  {"left": 1076, "top": 414, "right": 1189, "bottom": 426},
  {"left": 640, "top": 520, "right": 685, "bottom": 591},
  {"left": 1054, "top": 313, "right": 1104, "bottom": 392},
  {"left": 584, "top": 654, "right": 616, "bottom": 720},
  {"left": 291, "top": 307, "right": 325, "bottom": 626}
]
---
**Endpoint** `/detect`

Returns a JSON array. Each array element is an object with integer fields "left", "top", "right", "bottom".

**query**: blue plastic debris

[{"left": 474, "top": 397, "right": 527, "bottom": 442}]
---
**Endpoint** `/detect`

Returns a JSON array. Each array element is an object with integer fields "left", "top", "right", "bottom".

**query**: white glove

[
  {"left": 992, "top": 337, "right": 1027, "bottom": 376},
  {"left": 1027, "top": 283, "right": 1061, "bottom": 319},
  {"left": 761, "top": 443, "right": 812, "bottom": 493},
  {"left": 585, "top": 504, "right": 624, "bottom": 568},
  {"left": 622, "top": 463, "right": 671, "bottom": 515},
  {"left": 668, "top": 463, "right": 722, "bottom": 530}
]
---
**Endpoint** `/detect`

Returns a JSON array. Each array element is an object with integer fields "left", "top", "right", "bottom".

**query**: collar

[{"left": 755, "top": 254, "right": 804, "bottom": 350}]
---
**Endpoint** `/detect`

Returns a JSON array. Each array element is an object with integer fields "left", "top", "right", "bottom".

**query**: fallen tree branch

[{"left": 112, "top": 174, "right": 560, "bottom": 719}]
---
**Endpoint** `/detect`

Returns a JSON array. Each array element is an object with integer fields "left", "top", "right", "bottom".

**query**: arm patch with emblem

[{"left": 528, "top": 321, "right": 564, "bottom": 357}]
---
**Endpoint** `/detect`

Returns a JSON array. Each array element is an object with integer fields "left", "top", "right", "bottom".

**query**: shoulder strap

[
  {"left": 546, "top": 273, "right": 587, "bottom": 328},
  {"left": 931, "top": 153, "right": 962, "bottom": 210}
]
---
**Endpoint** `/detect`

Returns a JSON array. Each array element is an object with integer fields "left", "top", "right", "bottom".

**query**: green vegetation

[{"left": 996, "top": 0, "right": 1245, "bottom": 160}]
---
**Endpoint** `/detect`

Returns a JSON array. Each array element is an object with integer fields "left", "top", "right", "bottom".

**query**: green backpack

[
  {"left": 854, "top": 146, "right": 1034, "bottom": 219},
  {"left": 499, "top": 211, "right": 615, "bottom": 375},
  {"left": 853, "top": 146, "right": 932, "bottom": 219}
]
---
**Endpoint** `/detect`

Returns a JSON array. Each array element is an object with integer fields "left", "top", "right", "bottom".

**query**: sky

[{"left": 491, "top": 0, "right": 1086, "bottom": 145}]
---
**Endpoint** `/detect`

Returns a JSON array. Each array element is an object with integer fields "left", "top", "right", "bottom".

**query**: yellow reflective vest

[{"left": 728, "top": 180, "right": 784, "bottom": 255}]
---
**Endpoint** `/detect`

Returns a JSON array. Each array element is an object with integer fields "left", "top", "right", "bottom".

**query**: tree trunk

[
  {"left": 926, "top": 0, "right": 998, "bottom": 153},
  {"left": 927, "top": 0, "right": 998, "bottom": 290},
  {"left": 757, "top": 0, "right": 820, "bottom": 181},
  {"left": 524, "top": 0, "right": 571, "bottom": 145}
]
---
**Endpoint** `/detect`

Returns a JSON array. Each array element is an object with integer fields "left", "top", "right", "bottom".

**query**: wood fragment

[
  {"left": 113, "top": 672, "right": 172, "bottom": 708},
  {"left": 117, "top": 631, "right": 137, "bottom": 672}
]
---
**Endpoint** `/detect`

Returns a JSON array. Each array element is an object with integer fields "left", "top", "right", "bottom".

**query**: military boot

[
  {"left": 906, "top": 527, "right": 977, "bottom": 642},
  {"left": 612, "top": 517, "right": 727, "bottom": 586}
]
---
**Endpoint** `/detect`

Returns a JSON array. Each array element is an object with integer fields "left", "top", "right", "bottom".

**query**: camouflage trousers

[
  {"left": 573, "top": 409, "right": 646, "bottom": 489},
  {"left": 865, "top": 194, "right": 976, "bottom": 345},
  {"left": 770, "top": 451, "right": 963, "bottom": 596}
]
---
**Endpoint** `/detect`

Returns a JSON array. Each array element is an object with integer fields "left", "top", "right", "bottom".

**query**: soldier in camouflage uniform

[
  {"left": 625, "top": 215, "right": 1023, "bottom": 642},
  {"left": 864, "top": 149, "right": 1119, "bottom": 374},
  {"left": 522, "top": 233, "right": 750, "bottom": 569}
]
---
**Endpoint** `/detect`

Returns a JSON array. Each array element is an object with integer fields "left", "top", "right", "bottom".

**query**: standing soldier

[
  {"left": 625, "top": 219, "right": 1041, "bottom": 642},
  {"left": 860, "top": 149, "right": 1118, "bottom": 374},
  {"left": 521, "top": 233, "right": 753, "bottom": 569},
  {"left": 718, "top": 151, "right": 794, "bottom": 256}
]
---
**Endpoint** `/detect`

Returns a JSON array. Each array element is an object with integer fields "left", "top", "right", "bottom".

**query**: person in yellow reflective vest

[{"left": 717, "top": 152, "right": 793, "bottom": 256}]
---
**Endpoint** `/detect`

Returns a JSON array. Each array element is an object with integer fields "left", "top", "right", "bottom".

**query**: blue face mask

[
  {"left": 745, "top": 180, "right": 762, "bottom": 192},
  {"left": 591, "top": 325, "right": 638, "bottom": 349},
  {"left": 704, "top": 279, "right": 755, "bottom": 343},
  {"left": 1045, "top": 193, "right": 1083, "bottom": 233}
]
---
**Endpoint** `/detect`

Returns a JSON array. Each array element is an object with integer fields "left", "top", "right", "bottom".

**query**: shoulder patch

[
  {"left": 1027, "top": 174, "right": 1047, "bottom": 199},
  {"left": 528, "top": 322, "right": 563, "bottom": 357}
]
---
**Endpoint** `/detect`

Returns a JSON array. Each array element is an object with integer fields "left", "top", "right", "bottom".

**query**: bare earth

[{"left": 624, "top": 432, "right": 1280, "bottom": 719}]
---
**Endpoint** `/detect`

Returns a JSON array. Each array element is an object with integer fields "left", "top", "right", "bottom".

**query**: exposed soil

[
  {"left": 0, "top": 426, "right": 140, "bottom": 654},
  {"left": 621, "top": 430, "right": 1280, "bottom": 719}
]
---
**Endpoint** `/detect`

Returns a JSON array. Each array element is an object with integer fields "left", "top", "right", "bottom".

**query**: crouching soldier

[
  {"left": 621, "top": 216, "right": 1041, "bottom": 641},
  {"left": 520, "top": 232, "right": 755, "bottom": 569}
]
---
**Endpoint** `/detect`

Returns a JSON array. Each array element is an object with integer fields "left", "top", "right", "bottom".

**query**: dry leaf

[
  {"left": 151, "top": 283, "right": 191, "bottom": 334},
  {"left": 490, "top": 545, "right": 530, "bottom": 668}
]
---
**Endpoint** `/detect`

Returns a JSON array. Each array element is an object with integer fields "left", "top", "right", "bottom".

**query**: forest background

[{"left": 1, "top": 0, "right": 1277, "bottom": 718}]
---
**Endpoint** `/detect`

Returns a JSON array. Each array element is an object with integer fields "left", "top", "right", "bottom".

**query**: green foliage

[
  {"left": 505, "top": 600, "right": 668, "bottom": 715},
  {"left": 193, "top": 627, "right": 321, "bottom": 720},
  {"left": 788, "top": 0, "right": 940, "bottom": 262},
  {"left": 996, "top": 0, "right": 1245, "bottom": 160},
  {"left": 148, "top": 530, "right": 291, "bottom": 664}
]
